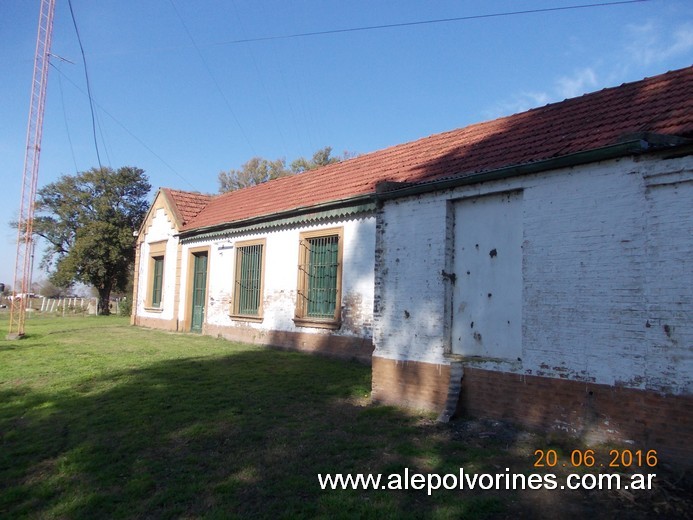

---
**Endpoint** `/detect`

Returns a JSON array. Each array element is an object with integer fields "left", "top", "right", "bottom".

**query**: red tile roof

[
  {"left": 176, "top": 65, "right": 693, "bottom": 232},
  {"left": 162, "top": 188, "right": 213, "bottom": 227}
]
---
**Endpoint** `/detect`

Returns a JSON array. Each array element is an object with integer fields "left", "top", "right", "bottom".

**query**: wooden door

[{"left": 191, "top": 252, "right": 208, "bottom": 332}]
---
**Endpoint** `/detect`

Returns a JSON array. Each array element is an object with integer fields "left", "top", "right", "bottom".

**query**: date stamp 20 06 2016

[{"left": 534, "top": 448, "right": 658, "bottom": 469}]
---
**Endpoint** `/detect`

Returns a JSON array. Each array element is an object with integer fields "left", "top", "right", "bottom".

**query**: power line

[
  {"left": 52, "top": 61, "right": 79, "bottom": 174},
  {"left": 229, "top": 0, "right": 291, "bottom": 159},
  {"left": 51, "top": 65, "right": 200, "bottom": 191},
  {"left": 168, "top": 0, "right": 257, "bottom": 157},
  {"left": 216, "top": 0, "right": 653, "bottom": 45},
  {"left": 66, "top": 0, "right": 103, "bottom": 170}
]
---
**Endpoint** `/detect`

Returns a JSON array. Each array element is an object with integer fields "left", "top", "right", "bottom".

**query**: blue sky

[{"left": 1, "top": 0, "right": 692, "bottom": 290}]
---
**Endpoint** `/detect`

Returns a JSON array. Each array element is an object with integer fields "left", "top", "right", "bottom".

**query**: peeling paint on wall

[{"left": 373, "top": 154, "right": 693, "bottom": 395}]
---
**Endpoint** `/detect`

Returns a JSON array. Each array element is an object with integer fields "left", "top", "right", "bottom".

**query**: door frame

[
  {"left": 182, "top": 245, "right": 210, "bottom": 333},
  {"left": 448, "top": 190, "right": 523, "bottom": 359}
]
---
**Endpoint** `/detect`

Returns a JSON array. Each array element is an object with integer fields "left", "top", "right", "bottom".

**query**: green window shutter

[
  {"left": 235, "top": 244, "right": 263, "bottom": 315},
  {"left": 151, "top": 256, "right": 164, "bottom": 307},
  {"left": 306, "top": 236, "right": 339, "bottom": 318}
]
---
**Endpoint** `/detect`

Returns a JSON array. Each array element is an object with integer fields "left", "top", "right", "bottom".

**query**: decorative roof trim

[
  {"left": 136, "top": 189, "right": 180, "bottom": 240},
  {"left": 179, "top": 197, "right": 375, "bottom": 243}
]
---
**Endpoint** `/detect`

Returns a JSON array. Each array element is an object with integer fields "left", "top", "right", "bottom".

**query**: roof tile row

[{"left": 164, "top": 65, "right": 693, "bottom": 233}]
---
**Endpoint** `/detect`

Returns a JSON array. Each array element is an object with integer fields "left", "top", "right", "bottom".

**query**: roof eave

[
  {"left": 159, "top": 188, "right": 186, "bottom": 228},
  {"left": 375, "top": 136, "right": 690, "bottom": 201},
  {"left": 178, "top": 193, "right": 375, "bottom": 239}
]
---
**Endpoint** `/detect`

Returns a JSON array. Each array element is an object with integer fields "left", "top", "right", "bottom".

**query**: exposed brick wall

[
  {"left": 374, "top": 154, "right": 693, "bottom": 392},
  {"left": 456, "top": 366, "right": 693, "bottom": 465},
  {"left": 206, "top": 323, "right": 373, "bottom": 364},
  {"left": 371, "top": 356, "right": 450, "bottom": 410},
  {"left": 133, "top": 314, "right": 374, "bottom": 362},
  {"left": 371, "top": 357, "right": 693, "bottom": 465},
  {"left": 373, "top": 153, "right": 693, "bottom": 467}
]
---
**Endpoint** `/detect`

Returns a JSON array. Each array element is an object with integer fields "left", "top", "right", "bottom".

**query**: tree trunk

[{"left": 97, "top": 287, "right": 111, "bottom": 315}]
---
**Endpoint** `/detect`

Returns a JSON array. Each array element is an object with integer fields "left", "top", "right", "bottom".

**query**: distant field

[{"left": 0, "top": 316, "right": 688, "bottom": 519}]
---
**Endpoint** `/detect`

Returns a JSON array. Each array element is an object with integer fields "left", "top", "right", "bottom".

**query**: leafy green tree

[
  {"left": 218, "top": 157, "right": 290, "bottom": 192},
  {"left": 290, "top": 146, "right": 351, "bottom": 173},
  {"left": 33, "top": 166, "right": 151, "bottom": 314},
  {"left": 218, "top": 147, "right": 357, "bottom": 193}
]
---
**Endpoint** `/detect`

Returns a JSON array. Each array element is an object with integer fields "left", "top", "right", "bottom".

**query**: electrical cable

[
  {"left": 229, "top": 0, "right": 290, "bottom": 159},
  {"left": 52, "top": 61, "right": 79, "bottom": 174},
  {"left": 168, "top": 0, "right": 257, "bottom": 156},
  {"left": 51, "top": 65, "right": 200, "bottom": 191},
  {"left": 216, "top": 0, "right": 653, "bottom": 45},
  {"left": 66, "top": 0, "right": 103, "bottom": 170}
]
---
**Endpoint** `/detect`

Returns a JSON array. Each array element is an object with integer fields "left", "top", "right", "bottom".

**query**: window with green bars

[
  {"left": 233, "top": 241, "right": 264, "bottom": 317},
  {"left": 296, "top": 229, "right": 342, "bottom": 324},
  {"left": 151, "top": 256, "right": 164, "bottom": 308}
]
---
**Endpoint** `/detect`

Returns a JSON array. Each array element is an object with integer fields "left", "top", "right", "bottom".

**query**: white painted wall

[
  {"left": 373, "top": 197, "right": 450, "bottom": 365},
  {"left": 374, "top": 154, "right": 693, "bottom": 394},
  {"left": 179, "top": 214, "right": 376, "bottom": 338},
  {"left": 452, "top": 191, "right": 523, "bottom": 359},
  {"left": 137, "top": 207, "right": 179, "bottom": 322}
]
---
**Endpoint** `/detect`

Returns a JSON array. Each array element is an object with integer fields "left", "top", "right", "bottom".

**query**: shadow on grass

[{"left": 0, "top": 347, "right": 508, "bottom": 520}]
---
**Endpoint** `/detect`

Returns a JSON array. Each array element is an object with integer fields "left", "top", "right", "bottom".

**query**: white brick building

[
  {"left": 133, "top": 189, "right": 376, "bottom": 362},
  {"left": 132, "top": 66, "right": 693, "bottom": 463}
]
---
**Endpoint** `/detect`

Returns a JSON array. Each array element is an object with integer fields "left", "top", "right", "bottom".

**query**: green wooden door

[{"left": 191, "top": 252, "right": 208, "bottom": 332}]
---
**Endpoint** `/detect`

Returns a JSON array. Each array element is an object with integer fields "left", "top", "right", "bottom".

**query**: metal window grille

[
  {"left": 301, "top": 235, "right": 339, "bottom": 318},
  {"left": 235, "top": 244, "right": 263, "bottom": 315},
  {"left": 151, "top": 256, "right": 164, "bottom": 307}
]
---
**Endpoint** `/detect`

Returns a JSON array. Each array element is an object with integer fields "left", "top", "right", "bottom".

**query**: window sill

[
  {"left": 144, "top": 306, "right": 164, "bottom": 313},
  {"left": 229, "top": 314, "right": 263, "bottom": 323},
  {"left": 293, "top": 317, "right": 341, "bottom": 330}
]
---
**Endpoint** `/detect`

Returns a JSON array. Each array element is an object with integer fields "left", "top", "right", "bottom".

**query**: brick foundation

[
  {"left": 371, "top": 358, "right": 693, "bottom": 466},
  {"left": 456, "top": 367, "right": 693, "bottom": 465},
  {"left": 132, "top": 318, "right": 373, "bottom": 362},
  {"left": 205, "top": 324, "right": 373, "bottom": 364},
  {"left": 371, "top": 356, "right": 451, "bottom": 410}
]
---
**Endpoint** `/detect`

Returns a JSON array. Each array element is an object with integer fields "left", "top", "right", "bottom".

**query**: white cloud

[
  {"left": 555, "top": 68, "right": 598, "bottom": 99},
  {"left": 485, "top": 18, "right": 692, "bottom": 121},
  {"left": 482, "top": 91, "right": 550, "bottom": 120},
  {"left": 667, "top": 23, "right": 693, "bottom": 56},
  {"left": 484, "top": 69, "right": 597, "bottom": 120},
  {"left": 626, "top": 21, "right": 693, "bottom": 65}
]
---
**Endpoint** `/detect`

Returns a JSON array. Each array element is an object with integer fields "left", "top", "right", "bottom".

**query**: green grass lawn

[{"left": 0, "top": 316, "right": 688, "bottom": 519}]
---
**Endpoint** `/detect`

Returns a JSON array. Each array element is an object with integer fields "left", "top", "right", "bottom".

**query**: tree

[
  {"left": 218, "top": 157, "right": 290, "bottom": 192},
  {"left": 290, "top": 146, "right": 353, "bottom": 173},
  {"left": 218, "top": 147, "right": 357, "bottom": 193},
  {"left": 32, "top": 166, "right": 151, "bottom": 315}
]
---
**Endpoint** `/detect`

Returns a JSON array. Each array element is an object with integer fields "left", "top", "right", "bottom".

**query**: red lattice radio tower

[{"left": 7, "top": 0, "right": 56, "bottom": 339}]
